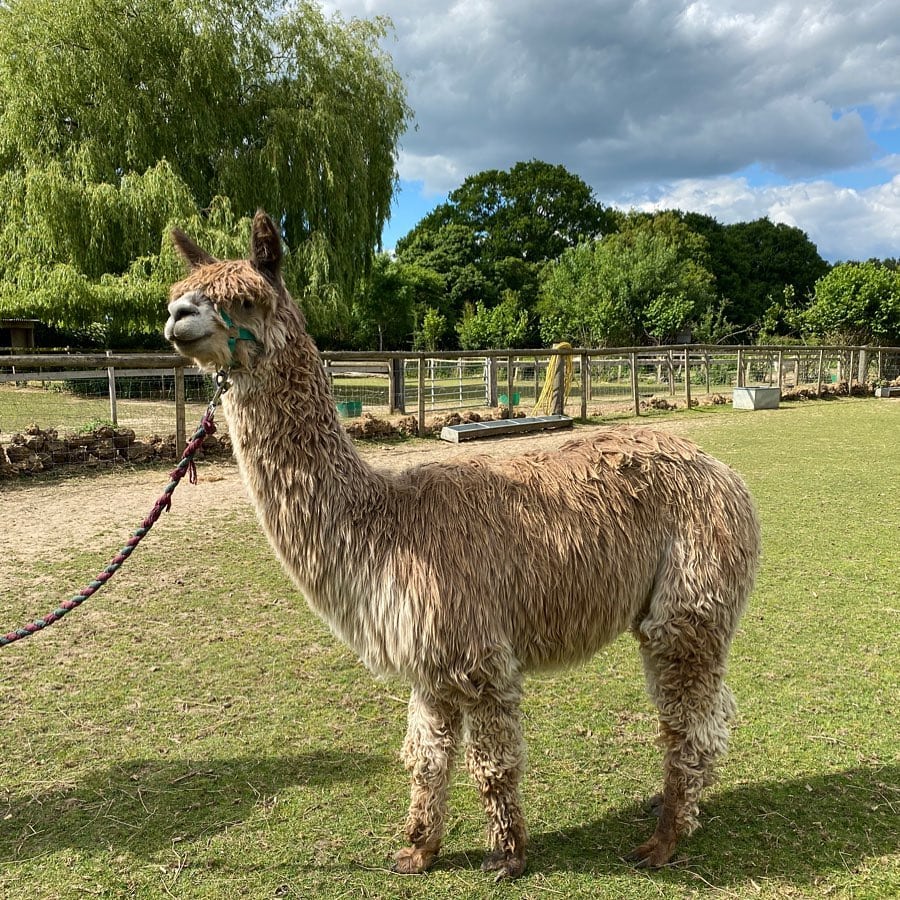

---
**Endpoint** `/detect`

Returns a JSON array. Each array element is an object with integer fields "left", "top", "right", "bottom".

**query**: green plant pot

[{"left": 336, "top": 400, "right": 362, "bottom": 418}]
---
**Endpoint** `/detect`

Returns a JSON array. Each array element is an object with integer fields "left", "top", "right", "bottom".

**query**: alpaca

[{"left": 164, "top": 212, "right": 760, "bottom": 879}]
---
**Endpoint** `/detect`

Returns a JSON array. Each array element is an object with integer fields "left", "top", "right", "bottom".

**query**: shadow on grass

[
  {"left": 0, "top": 748, "right": 390, "bottom": 862},
  {"left": 438, "top": 764, "right": 899, "bottom": 887}
]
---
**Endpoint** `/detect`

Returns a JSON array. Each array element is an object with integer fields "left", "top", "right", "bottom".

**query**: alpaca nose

[{"left": 167, "top": 292, "right": 203, "bottom": 323}]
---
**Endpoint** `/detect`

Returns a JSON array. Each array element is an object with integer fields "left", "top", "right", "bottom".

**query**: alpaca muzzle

[{"left": 165, "top": 292, "right": 260, "bottom": 369}]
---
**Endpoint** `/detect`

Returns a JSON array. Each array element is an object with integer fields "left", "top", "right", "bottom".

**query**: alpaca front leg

[
  {"left": 464, "top": 685, "right": 528, "bottom": 879},
  {"left": 393, "top": 687, "right": 461, "bottom": 875}
]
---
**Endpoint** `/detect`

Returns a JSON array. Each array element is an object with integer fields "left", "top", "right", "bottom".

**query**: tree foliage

[
  {"left": 413, "top": 306, "right": 447, "bottom": 352},
  {"left": 679, "top": 213, "right": 829, "bottom": 336},
  {"left": 344, "top": 254, "right": 444, "bottom": 351},
  {"left": 395, "top": 161, "right": 609, "bottom": 346},
  {"left": 804, "top": 262, "right": 900, "bottom": 345},
  {"left": 538, "top": 213, "right": 717, "bottom": 346},
  {"left": 430, "top": 160, "right": 611, "bottom": 263},
  {"left": 456, "top": 291, "right": 531, "bottom": 350},
  {"left": 0, "top": 0, "right": 409, "bottom": 346}
]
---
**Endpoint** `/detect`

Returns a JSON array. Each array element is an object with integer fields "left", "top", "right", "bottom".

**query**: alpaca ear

[
  {"left": 250, "top": 210, "right": 283, "bottom": 280},
  {"left": 171, "top": 229, "right": 217, "bottom": 270}
]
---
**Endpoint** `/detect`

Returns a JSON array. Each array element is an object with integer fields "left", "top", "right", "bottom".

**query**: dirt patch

[
  {"left": 0, "top": 414, "right": 726, "bottom": 582},
  {"left": 0, "top": 424, "right": 607, "bottom": 561}
]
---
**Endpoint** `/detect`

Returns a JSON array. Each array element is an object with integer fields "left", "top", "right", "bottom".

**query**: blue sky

[
  {"left": 381, "top": 180, "right": 446, "bottom": 250},
  {"left": 326, "top": 1, "right": 900, "bottom": 262}
]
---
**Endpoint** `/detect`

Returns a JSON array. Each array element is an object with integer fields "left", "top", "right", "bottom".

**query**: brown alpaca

[{"left": 164, "top": 212, "right": 760, "bottom": 879}]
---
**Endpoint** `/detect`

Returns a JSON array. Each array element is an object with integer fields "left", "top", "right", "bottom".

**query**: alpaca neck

[{"left": 222, "top": 332, "right": 389, "bottom": 624}]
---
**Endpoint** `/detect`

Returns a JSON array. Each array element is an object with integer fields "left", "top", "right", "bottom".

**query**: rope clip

[{"left": 214, "top": 368, "right": 232, "bottom": 392}]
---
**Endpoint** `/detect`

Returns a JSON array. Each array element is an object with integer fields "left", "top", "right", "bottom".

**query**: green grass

[
  {"left": 0, "top": 383, "right": 210, "bottom": 436},
  {"left": 1, "top": 399, "right": 898, "bottom": 898}
]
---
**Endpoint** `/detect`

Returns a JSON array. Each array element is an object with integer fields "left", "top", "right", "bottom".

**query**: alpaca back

[{"left": 377, "top": 427, "right": 759, "bottom": 679}]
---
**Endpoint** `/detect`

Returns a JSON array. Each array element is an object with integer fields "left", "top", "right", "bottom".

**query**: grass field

[
  {"left": 1, "top": 399, "right": 898, "bottom": 899},
  {"left": 0, "top": 383, "right": 209, "bottom": 436}
]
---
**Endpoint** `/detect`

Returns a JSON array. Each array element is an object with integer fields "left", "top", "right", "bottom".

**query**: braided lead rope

[{"left": 1, "top": 371, "right": 231, "bottom": 648}]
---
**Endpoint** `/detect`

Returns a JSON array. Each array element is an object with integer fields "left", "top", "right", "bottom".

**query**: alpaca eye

[{"left": 242, "top": 299, "right": 253, "bottom": 311}]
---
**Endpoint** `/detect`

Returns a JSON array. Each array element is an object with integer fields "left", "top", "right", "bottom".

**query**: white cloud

[
  {"left": 397, "top": 151, "right": 463, "bottom": 196},
  {"left": 324, "top": 1, "right": 900, "bottom": 258},
  {"left": 630, "top": 172, "right": 900, "bottom": 261}
]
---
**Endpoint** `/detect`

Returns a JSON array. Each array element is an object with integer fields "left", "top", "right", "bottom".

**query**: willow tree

[{"left": 0, "top": 0, "right": 409, "bottom": 346}]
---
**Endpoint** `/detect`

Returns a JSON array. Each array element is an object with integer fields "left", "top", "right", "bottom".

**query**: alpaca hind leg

[
  {"left": 646, "top": 683, "right": 737, "bottom": 816},
  {"left": 463, "top": 683, "right": 528, "bottom": 879},
  {"left": 631, "top": 626, "right": 736, "bottom": 867},
  {"left": 394, "top": 687, "right": 461, "bottom": 874}
]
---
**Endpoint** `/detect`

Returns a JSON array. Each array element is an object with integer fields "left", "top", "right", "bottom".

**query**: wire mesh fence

[
  {"left": 2, "top": 344, "right": 898, "bottom": 476},
  {"left": 0, "top": 370, "right": 214, "bottom": 436},
  {"left": 401, "top": 358, "right": 493, "bottom": 412}
]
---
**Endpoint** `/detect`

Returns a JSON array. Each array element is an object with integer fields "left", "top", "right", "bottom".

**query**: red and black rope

[{"left": 1, "top": 382, "right": 226, "bottom": 648}]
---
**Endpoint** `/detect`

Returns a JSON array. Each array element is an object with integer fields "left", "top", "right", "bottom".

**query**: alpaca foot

[
  {"left": 626, "top": 832, "right": 679, "bottom": 868},
  {"left": 482, "top": 848, "right": 527, "bottom": 880},
  {"left": 648, "top": 792, "right": 664, "bottom": 816},
  {"left": 392, "top": 845, "right": 437, "bottom": 875}
]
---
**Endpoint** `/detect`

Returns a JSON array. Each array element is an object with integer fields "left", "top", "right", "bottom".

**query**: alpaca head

[{"left": 164, "top": 210, "right": 295, "bottom": 373}]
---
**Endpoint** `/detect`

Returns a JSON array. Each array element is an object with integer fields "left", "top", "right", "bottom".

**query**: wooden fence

[{"left": 2, "top": 344, "right": 898, "bottom": 447}]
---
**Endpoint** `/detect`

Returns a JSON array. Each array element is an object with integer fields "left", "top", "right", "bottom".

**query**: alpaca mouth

[
  {"left": 164, "top": 314, "right": 216, "bottom": 349},
  {"left": 168, "top": 334, "right": 217, "bottom": 366}
]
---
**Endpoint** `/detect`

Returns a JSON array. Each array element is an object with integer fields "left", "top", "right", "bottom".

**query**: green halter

[{"left": 219, "top": 308, "right": 259, "bottom": 363}]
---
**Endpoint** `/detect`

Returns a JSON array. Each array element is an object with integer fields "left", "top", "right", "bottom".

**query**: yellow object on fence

[{"left": 532, "top": 342, "right": 574, "bottom": 415}]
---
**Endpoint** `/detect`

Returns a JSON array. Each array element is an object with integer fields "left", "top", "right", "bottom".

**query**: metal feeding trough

[{"left": 440, "top": 415, "right": 573, "bottom": 443}]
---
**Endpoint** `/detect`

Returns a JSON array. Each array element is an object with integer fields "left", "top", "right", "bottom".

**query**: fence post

[
  {"left": 429, "top": 358, "right": 436, "bottom": 408},
  {"left": 106, "top": 350, "right": 118, "bottom": 426},
  {"left": 417, "top": 355, "right": 425, "bottom": 437},
  {"left": 667, "top": 350, "right": 675, "bottom": 395},
  {"left": 816, "top": 348, "right": 825, "bottom": 397},
  {"left": 507, "top": 353, "right": 516, "bottom": 416},
  {"left": 388, "top": 357, "right": 405, "bottom": 413},
  {"left": 580, "top": 352, "right": 589, "bottom": 419},
  {"left": 551, "top": 349, "right": 565, "bottom": 416},
  {"left": 174, "top": 366, "right": 186, "bottom": 449},
  {"left": 877, "top": 349, "right": 883, "bottom": 383},
  {"left": 776, "top": 350, "right": 783, "bottom": 390},
  {"left": 486, "top": 356, "right": 498, "bottom": 407},
  {"left": 736, "top": 347, "right": 744, "bottom": 388},
  {"left": 858, "top": 348, "right": 868, "bottom": 384},
  {"left": 704, "top": 352, "right": 711, "bottom": 394},
  {"left": 630, "top": 351, "right": 640, "bottom": 416},
  {"left": 683, "top": 347, "right": 691, "bottom": 408}
]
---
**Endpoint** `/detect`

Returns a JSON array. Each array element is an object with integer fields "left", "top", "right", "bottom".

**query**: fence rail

[{"left": 2, "top": 344, "right": 898, "bottom": 476}]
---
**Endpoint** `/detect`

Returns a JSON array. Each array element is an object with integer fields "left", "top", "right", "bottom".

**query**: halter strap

[{"left": 219, "top": 308, "right": 259, "bottom": 362}]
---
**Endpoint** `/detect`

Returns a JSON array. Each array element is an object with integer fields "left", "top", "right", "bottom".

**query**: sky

[{"left": 321, "top": 0, "right": 900, "bottom": 263}]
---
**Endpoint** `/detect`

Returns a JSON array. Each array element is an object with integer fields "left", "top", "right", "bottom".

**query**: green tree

[
  {"left": 393, "top": 223, "right": 484, "bottom": 336},
  {"left": 347, "top": 255, "right": 444, "bottom": 350},
  {"left": 804, "top": 262, "right": 900, "bottom": 344},
  {"left": 680, "top": 213, "right": 828, "bottom": 335},
  {"left": 0, "top": 0, "right": 409, "bottom": 346},
  {"left": 440, "top": 160, "right": 611, "bottom": 263},
  {"left": 413, "top": 306, "right": 447, "bottom": 352},
  {"left": 536, "top": 241, "right": 626, "bottom": 347},
  {"left": 396, "top": 161, "right": 609, "bottom": 341},
  {"left": 538, "top": 213, "right": 716, "bottom": 346},
  {"left": 456, "top": 291, "right": 530, "bottom": 350}
]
